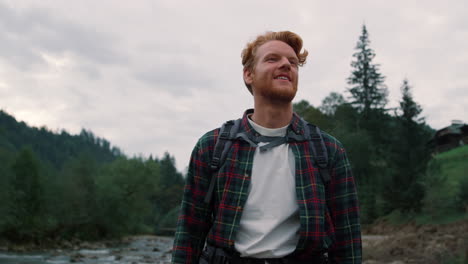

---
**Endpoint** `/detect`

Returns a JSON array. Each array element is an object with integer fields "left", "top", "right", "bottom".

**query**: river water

[
  {"left": 0, "top": 235, "right": 391, "bottom": 264},
  {"left": 0, "top": 236, "right": 173, "bottom": 264}
]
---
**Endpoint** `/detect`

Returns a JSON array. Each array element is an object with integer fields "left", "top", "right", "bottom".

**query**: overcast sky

[{"left": 1, "top": 0, "right": 467, "bottom": 172}]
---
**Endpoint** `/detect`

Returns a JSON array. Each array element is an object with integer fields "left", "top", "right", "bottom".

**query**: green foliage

[
  {"left": 0, "top": 148, "right": 13, "bottom": 232},
  {"left": 457, "top": 175, "right": 468, "bottom": 212},
  {"left": 4, "top": 148, "right": 47, "bottom": 241},
  {"left": 94, "top": 158, "right": 161, "bottom": 237},
  {"left": 320, "top": 92, "right": 346, "bottom": 116},
  {"left": 0, "top": 110, "right": 121, "bottom": 170},
  {"left": 341, "top": 26, "right": 393, "bottom": 222},
  {"left": 381, "top": 79, "right": 431, "bottom": 213},
  {"left": 52, "top": 153, "right": 100, "bottom": 239},
  {"left": 152, "top": 153, "right": 184, "bottom": 227},
  {"left": 158, "top": 152, "right": 184, "bottom": 188},
  {"left": 293, "top": 100, "right": 332, "bottom": 131},
  {"left": 424, "top": 145, "right": 468, "bottom": 218},
  {"left": 436, "top": 144, "right": 468, "bottom": 160},
  {"left": 347, "top": 24, "right": 388, "bottom": 117},
  {"left": 290, "top": 25, "right": 461, "bottom": 226},
  {"left": 0, "top": 109, "right": 184, "bottom": 242},
  {"left": 156, "top": 206, "right": 180, "bottom": 235},
  {"left": 442, "top": 255, "right": 468, "bottom": 264},
  {"left": 399, "top": 79, "right": 422, "bottom": 122}
]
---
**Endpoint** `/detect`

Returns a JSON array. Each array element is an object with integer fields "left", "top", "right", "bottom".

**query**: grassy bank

[
  {"left": 363, "top": 145, "right": 468, "bottom": 263},
  {"left": 422, "top": 145, "right": 468, "bottom": 222}
]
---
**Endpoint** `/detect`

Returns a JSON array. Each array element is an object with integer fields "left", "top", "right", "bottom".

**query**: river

[
  {"left": 0, "top": 235, "right": 411, "bottom": 264},
  {"left": 0, "top": 236, "right": 173, "bottom": 264}
]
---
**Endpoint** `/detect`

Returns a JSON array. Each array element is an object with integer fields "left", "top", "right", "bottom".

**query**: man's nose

[{"left": 279, "top": 57, "right": 291, "bottom": 70}]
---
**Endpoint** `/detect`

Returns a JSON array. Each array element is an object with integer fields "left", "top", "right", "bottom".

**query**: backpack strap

[
  {"left": 204, "top": 119, "right": 241, "bottom": 204},
  {"left": 301, "top": 119, "right": 331, "bottom": 184}
]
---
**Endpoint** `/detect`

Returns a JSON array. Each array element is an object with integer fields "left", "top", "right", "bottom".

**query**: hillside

[
  {"left": 0, "top": 110, "right": 184, "bottom": 242},
  {"left": 424, "top": 145, "right": 468, "bottom": 218},
  {"left": 432, "top": 145, "right": 468, "bottom": 182},
  {"left": 0, "top": 110, "right": 121, "bottom": 170}
]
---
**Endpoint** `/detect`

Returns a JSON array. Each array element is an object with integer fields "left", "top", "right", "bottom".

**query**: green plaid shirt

[{"left": 172, "top": 109, "right": 362, "bottom": 263}]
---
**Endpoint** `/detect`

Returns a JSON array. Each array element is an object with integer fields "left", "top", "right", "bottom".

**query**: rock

[
  {"left": 80, "top": 241, "right": 91, "bottom": 248},
  {"left": 61, "top": 240, "right": 73, "bottom": 249},
  {"left": 70, "top": 253, "right": 85, "bottom": 263},
  {"left": 105, "top": 241, "right": 118, "bottom": 247},
  {"left": 390, "top": 246, "right": 404, "bottom": 256},
  {"left": 15, "top": 246, "right": 26, "bottom": 252},
  {"left": 423, "top": 226, "right": 438, "bottom": 234},
  {"left": 442, "top": 234, "right": 455, "bottom": 240},
  {"left": 362, "top": 260, "right": 380, "bottom": 264}
]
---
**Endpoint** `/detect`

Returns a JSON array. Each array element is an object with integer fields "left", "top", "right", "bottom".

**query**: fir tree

[
  {"left": 347, "top": 24, "right": 388, "bottom": 117},
  {"left": 384, "top": 79, "right": 430, "bottom": 212},
  {"left": 399, "top": 78, "right": 422, "bottom": 122}
]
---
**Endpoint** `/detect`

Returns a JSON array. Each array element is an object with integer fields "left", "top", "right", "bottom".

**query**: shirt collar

[{"left": 239, "top": 108, "right": 305, "bottom": 137}]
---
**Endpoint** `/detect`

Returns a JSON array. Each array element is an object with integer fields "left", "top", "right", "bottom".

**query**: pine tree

[
  {"left": 347, "top": 24, "right": 388, "bottom": 117},
  {"left": 346, "top": 25, "right": 390, "bottom": 222},
  {"left": 399, "top": 78, "right": 422, "bottom": 122},
  {"left": 384, "top": 79, "right": 430, "bottom": 212},
  {"left": 10, "top": 148, "right": 43, "bottom": 239}
]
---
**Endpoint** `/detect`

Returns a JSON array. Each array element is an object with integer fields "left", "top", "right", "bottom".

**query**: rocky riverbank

[
  {"left": 1, "top": 220, "right": 467, "bottom": 264},
  {"left": 0, "top": 235, "right": 173, "bottom": 264},
  {"left": 363, "top": 219, "right": 468, "bottom": 263}
]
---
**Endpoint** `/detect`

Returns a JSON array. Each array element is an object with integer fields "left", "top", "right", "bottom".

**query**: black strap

[
  {"left": 210, "top": 120, "right": 235, "bottom": 171},
  {"left": 299, "top": 118, "right": 330, "bottom": 184},
  {"left": 307, "top": 122, "right": 331, "bottom": 184},
  {"left": 205, "top": 119, "right": 241, "bottom": 204}
]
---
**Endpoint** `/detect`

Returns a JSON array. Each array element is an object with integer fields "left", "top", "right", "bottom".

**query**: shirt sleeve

[
  {"left": 327, "top": 140, "right": 362, "bottom": 264},
  {"left": 172, "top": 133, "right": 215, "bottom": 264}
]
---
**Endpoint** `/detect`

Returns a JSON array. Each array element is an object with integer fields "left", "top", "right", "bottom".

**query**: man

[{"left": 172, "top": 31, "right": 361, "bottom": 264}]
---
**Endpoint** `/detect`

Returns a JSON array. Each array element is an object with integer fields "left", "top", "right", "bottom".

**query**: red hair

[{"left": 241, "top": 31, "right": 308, "bottom": 93}]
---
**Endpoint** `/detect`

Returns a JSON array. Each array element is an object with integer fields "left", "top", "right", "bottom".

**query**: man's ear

[{"left": 243, "top": 68, "right": 253, "bottom": 86}]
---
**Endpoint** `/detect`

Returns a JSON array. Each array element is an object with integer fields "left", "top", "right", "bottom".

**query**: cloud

[
  {"left": 0, "top": 2, "right": 125, "bottom": 71},
  {"left": 134, "top": 61, "right": 213, "bottom": 96},
  {"left": 0, "top": 0, "right": 467, "bottom": 171}
]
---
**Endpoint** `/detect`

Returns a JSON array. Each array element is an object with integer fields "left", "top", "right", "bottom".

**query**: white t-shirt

[{"left": 234, "top": 117, "right": 300, "bottom": 258}]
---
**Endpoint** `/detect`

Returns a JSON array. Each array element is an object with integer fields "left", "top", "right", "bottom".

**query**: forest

[
  {"left": 0, "top": 109, "right": 184, "bottom": 243},
  {"left": 0, "top": 25, "right": 467, "bottom": 245}
]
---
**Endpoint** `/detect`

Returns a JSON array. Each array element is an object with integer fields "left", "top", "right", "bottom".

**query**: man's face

[{"left": 244, "top": 40, "right": 299, "bottom": 103}]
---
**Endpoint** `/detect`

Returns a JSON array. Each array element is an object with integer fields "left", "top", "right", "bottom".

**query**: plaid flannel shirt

[{"left": 172, "top": 109, "right": 362, "bottom": 264}]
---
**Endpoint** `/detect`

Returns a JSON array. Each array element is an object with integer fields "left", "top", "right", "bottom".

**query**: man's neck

[{"left": 251, "top": 98, "right": 293, "bottom": 129}]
